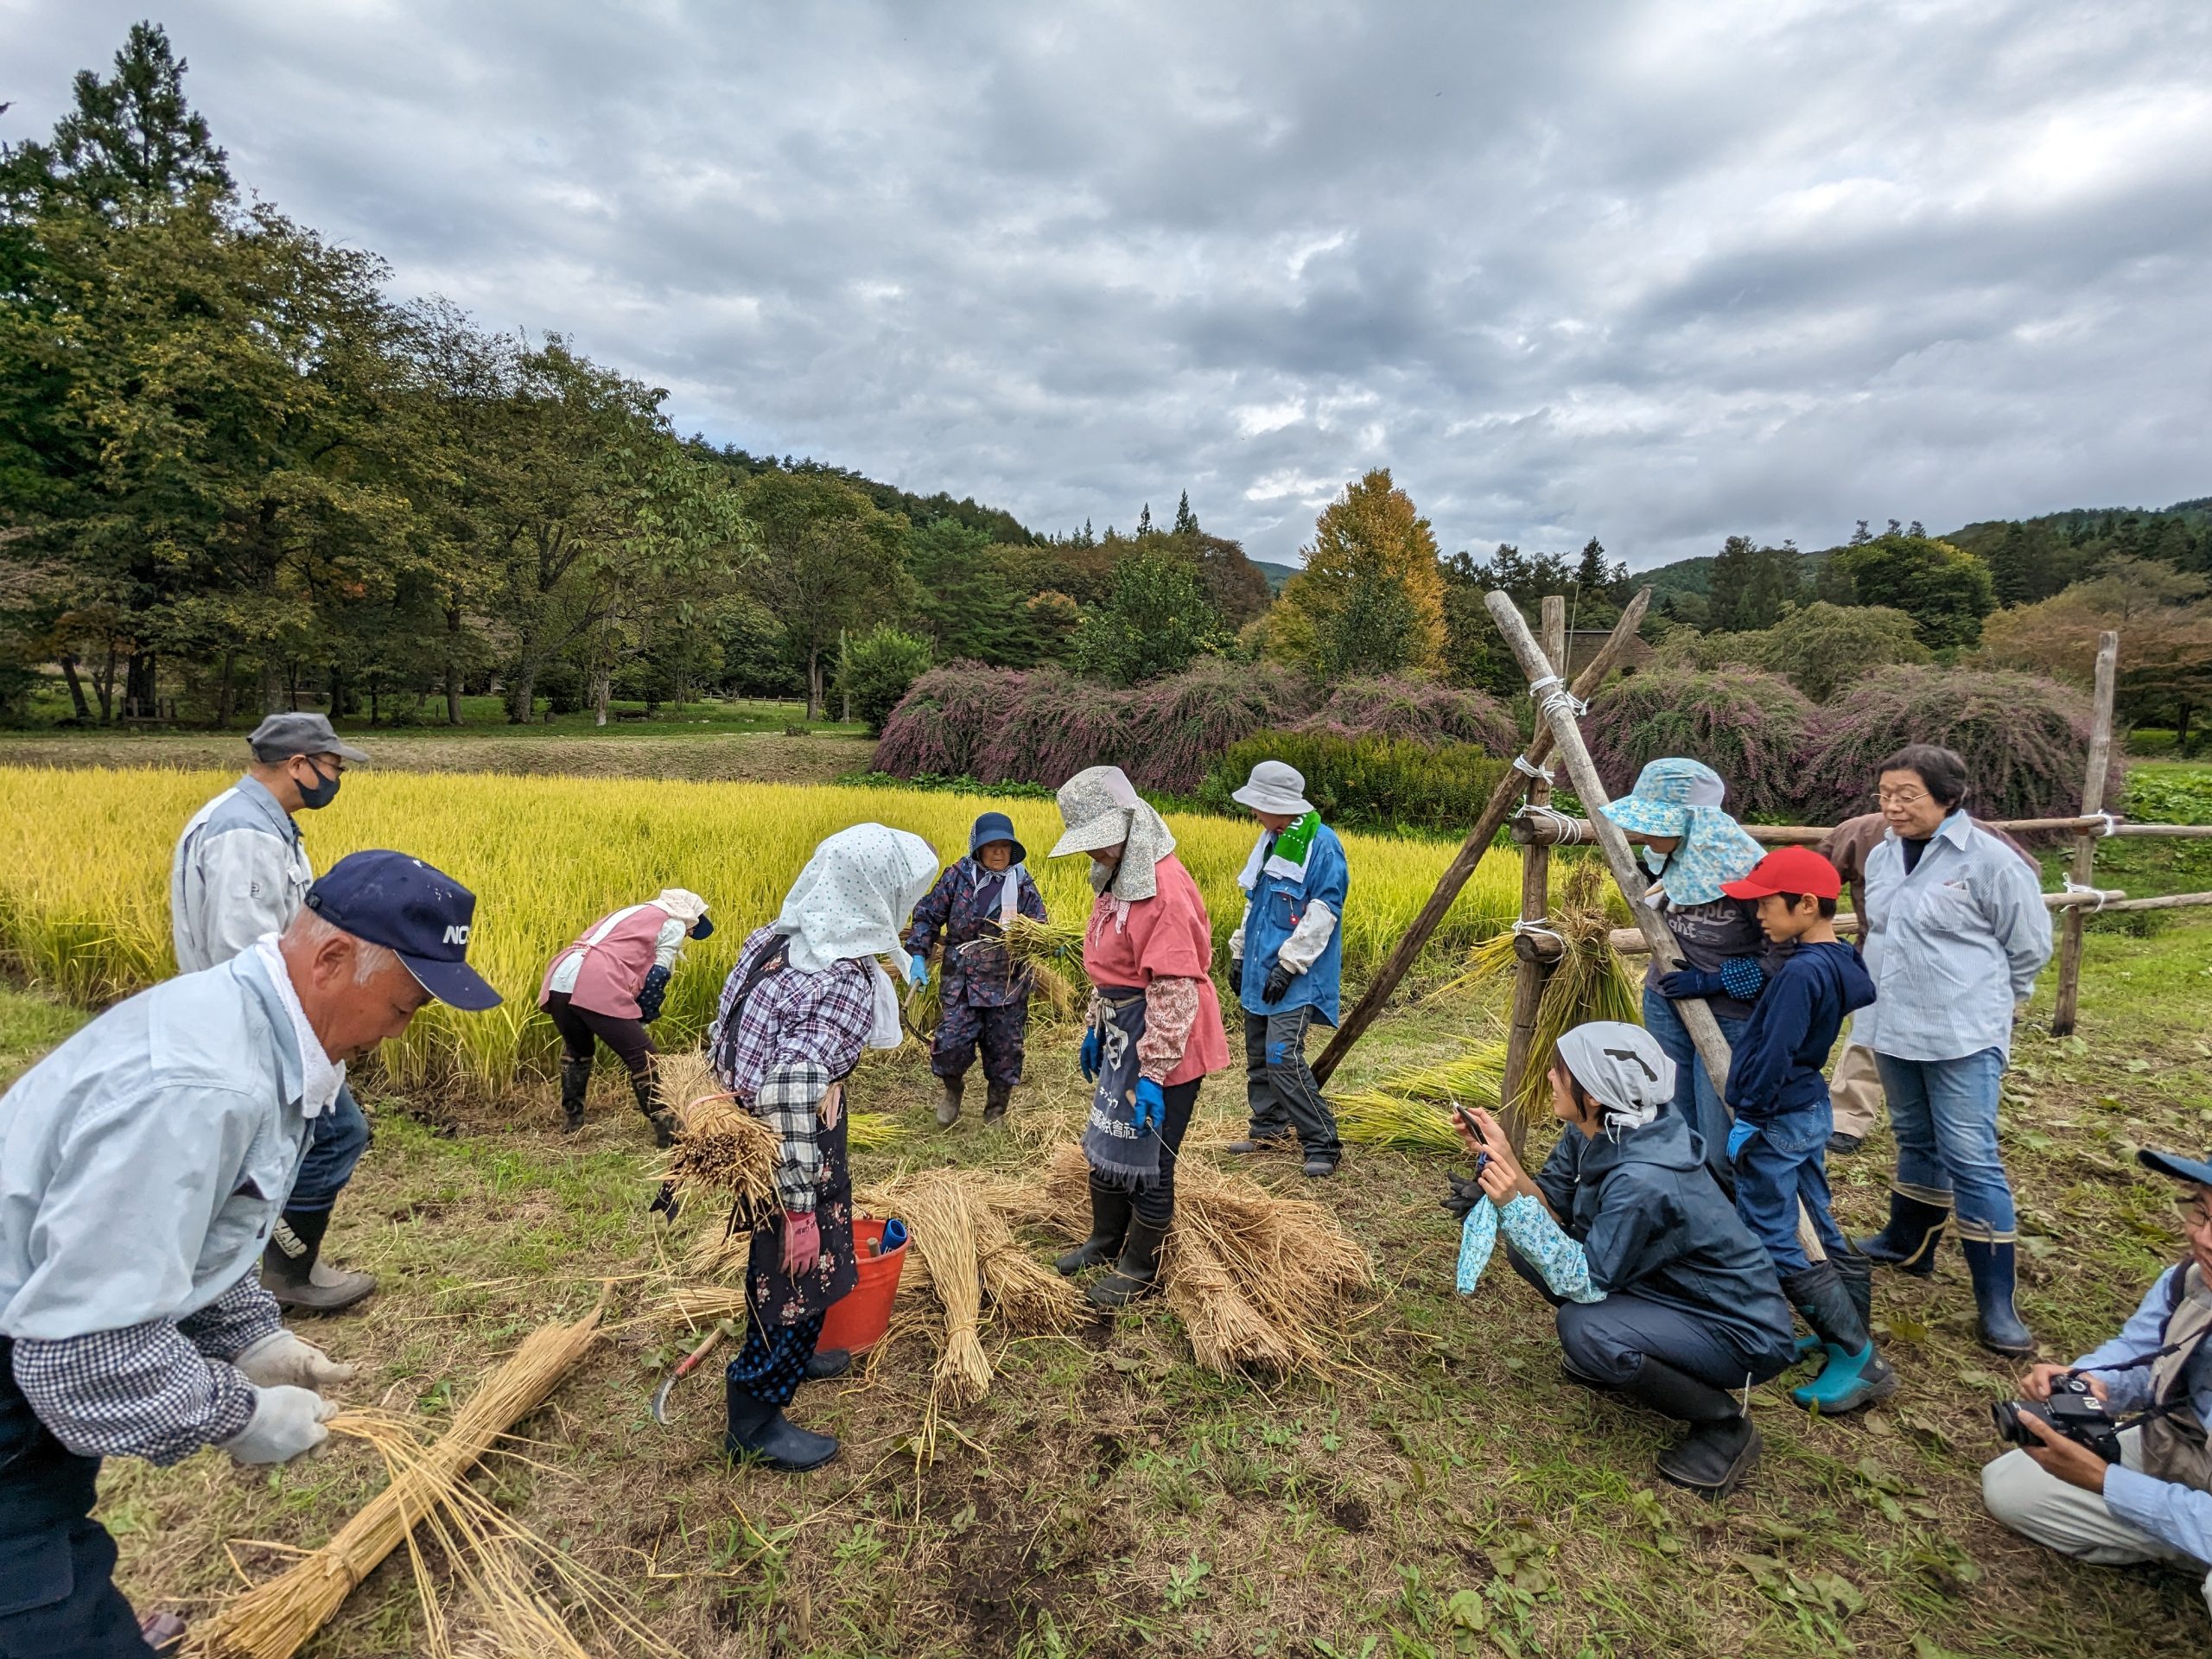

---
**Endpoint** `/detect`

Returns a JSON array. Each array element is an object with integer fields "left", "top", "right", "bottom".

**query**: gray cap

[
  {"left": 248, "top": 712, "right": 369, "bottom": 766},
  {"left": 1230, "top": 760, "right": 1313, "bottom": 817}
]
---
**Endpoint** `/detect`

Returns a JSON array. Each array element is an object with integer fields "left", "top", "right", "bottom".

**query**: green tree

[
  {"left": 742, "top": 468, "right": 906, "bottom": 716},
  {"left": 1173, "top": 490, "right": 1198, "bottom": 536},
  {"left": 1747, "top": 601, "right": 1929, "bottom": 701},
  {"left": 836, "top": 623, "right": 934, "bottom": 734},
  {"left": 1270, "top": 469, "right": 1446, "bottom": 673},
  {"left": 1071, "top": 547, "right": 1222, "bottom": 685},
  {"left": 1831, "top": 531, "right": 1996, "bottom": 650},
  {"left": 1706, "top": 537, "right": 1803, "bottom": 632},
  {"left": 904, "top": 516, "right": 1043, "bottom": 664}
]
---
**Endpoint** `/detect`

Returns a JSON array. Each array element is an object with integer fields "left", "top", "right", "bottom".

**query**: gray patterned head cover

[
  {"left": 1555, "top": 1021, "right": 1677, "bottom": 1131},
  {"left": 1048, "top": 765, "right": 1178, "bottom": 903}
]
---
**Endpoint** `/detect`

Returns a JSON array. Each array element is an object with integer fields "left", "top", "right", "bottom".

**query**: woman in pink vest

[{"left": 538, "top": 887, "right": 713, "bottom": 1142}]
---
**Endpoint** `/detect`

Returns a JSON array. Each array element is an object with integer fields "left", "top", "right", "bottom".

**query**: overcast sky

[{"left": 5, "top": 3, "right": 2209, "bottom": 568}]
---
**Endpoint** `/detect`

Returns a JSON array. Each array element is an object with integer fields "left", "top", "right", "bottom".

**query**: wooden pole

[
  {"left": 1482, "top": 589, "right": 1827, "bottom": 1262},
  {"left": 1499, "top": 597, "right": 1567, "bottom": 1150},
  {"left": 1310, "top": 586, "right": 1651, "bottom": 1084},
  {"left": 2094, "top": 889, "right": 2212, "bottom": 914},
  {"left": 2051, "top": 631, "right": 2120, "bottom": 1037},
  {"left": 1512, "top": 810, "right": 2210, "bottom": 847},
  {"left": 1596, "top": 887, "right": 2126, "bottom": 954}
]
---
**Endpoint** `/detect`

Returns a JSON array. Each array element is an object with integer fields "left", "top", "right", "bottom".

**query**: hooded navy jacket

[
  {"left": 1533, "top": 1106, "right": 1795, "bottom": 1372},
  {"left": 1724, "top": 940, "right": 1877, "bottom": 1126}
]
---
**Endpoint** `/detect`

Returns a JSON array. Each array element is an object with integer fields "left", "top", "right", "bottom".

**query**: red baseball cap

[{"left": 1721, "top": 845, "right": 1842, "bottom": 901}]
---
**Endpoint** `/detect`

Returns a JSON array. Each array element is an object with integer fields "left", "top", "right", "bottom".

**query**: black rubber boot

[
  {"left": 1834, "top": 1247, "right": 1875, "bottom": 1336},
  {"left": 1961, "top": 1238, "right": 2036, "bottom": 1357},
  {"left": 983, "top": 1081, "right": 1012, "bottom": 1124},
  {"left": 558, "top": 1057, "right": 590, "bottom": 1134},
  {"left": 1056, "top": 1177, "right": 1134, "bottom": 1275},
  {"left": 1855, "top": 1189, "right": 1951, "bottom": 1277},
  {"left": 936, "top": 1074, "right": 964, "bottom": 1128},
  {"left": 631, "top": 1071, "right": 678, "bottom": 1148},
  {"left": 1618, "top": 1355, "right": 1762, "bottom": 1498},
  {"left": 805, "top": 1348, "right": 852, "bottom": 1381},
  {"left": 1783, "top": 1263, "right": 1897, "bottom": 1414},
  {"left": 724, "top": 1377, "right": 839, "bottom": 1471},
  {"left": 261, "top": 1206, "right": 378, "bottom": 1315},
  {"left": 1087, "top": 1216, "right": 1169, "bottom": 1310}
]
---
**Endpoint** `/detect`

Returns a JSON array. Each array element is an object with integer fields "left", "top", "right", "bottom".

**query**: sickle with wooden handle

[{"left": 651, "top": 1319, "right": 737, "bottom": 1427}]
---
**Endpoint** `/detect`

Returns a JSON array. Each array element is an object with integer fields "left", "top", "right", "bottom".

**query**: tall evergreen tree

[
  {"left": 1172, "top": 490, "right": 1198, "bottom": 536},
  {"left": 0, "top": 22, "right": 230, "bottom": 219}
]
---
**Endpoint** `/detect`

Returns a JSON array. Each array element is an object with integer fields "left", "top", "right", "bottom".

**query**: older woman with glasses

[{"left": 1853, "top": 743, "right": 2054, "bottom": 1356}]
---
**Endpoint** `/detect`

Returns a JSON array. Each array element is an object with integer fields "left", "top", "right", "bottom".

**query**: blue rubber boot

[
  {"left": 1782, "top": 1265, "right": 1897, "bottom": 1414},
  {"left": 1855, "top": 1188, "right": 1951, "bottom": 1277},
  {"left": 1961, "top": 1237, "right": 2036, "bottom": 1357}
]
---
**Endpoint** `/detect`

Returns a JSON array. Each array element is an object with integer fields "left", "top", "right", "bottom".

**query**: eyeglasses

[
  {"left": 1876, "top": 787, "right": 1928, "bottom": 806},
  {"left": 2181, "top": 1204, "right": 2212, "bottom": 1240}
]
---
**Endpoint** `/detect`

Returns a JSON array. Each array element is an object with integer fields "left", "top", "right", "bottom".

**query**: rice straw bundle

[
  {"left": 683, "top": 1218, "right": 753, "bottom": 1281},
  {"left": 1024, "top": 1145, "right": 1372, "bottom": 1376},
  {"left": 1445, "top": 861, "right": 1637, "bottom": 1116},
  {"left": 1332, "top": 1041, "right": 1509, "bottom": 1154},
  {"left": 874, "top": 1173, "right": 991, "bottom": 1408},
  {"left": 650, "top": 1284, "right": 753, "bottom": 1328},
  {"left": 188, "top": 1309, "right": 620, "bottom": 1659},
  {"left": 847, "top": 1111, "right": 905, "bottom": 1153}
]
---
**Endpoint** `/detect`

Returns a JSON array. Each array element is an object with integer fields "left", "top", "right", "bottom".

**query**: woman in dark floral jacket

[{"left": 906, "top": 810, "right": 1048, "bottom": 1127}]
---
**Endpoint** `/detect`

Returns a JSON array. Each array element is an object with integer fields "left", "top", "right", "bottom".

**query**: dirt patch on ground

[{"left": 0, "top": 732, "right": 875, "bottom": 785}]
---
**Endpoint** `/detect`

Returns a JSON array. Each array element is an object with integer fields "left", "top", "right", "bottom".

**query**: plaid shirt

[
  {"left": 711, "top": 925, "right": 878, "bottom": 1212},
  {"left": 13, "top": 1274, "right": 276, "bottom": 1462}
]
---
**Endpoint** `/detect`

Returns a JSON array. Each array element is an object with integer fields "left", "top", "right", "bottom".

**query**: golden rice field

[{"left": 0, "top": 765, "right": 1530, "bottom": 1091}]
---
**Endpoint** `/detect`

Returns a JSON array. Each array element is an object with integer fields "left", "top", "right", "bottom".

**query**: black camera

[{"left": 1991, "top": 1375, "right": 2123, "bottom": 1464}]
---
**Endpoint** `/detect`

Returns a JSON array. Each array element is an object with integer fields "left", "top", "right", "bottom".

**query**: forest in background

[{"left": 3, "top": 25, "right": 2209, "bottom": 753}]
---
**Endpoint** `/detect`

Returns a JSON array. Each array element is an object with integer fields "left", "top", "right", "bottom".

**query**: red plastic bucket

[{"left": 817, "top": 1217, "right": 909, "bottom": 1354}]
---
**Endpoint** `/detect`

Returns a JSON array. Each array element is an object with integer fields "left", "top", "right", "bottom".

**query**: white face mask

[{"left": 1642, "top": 845, "right": 1671, "bottom": 876}]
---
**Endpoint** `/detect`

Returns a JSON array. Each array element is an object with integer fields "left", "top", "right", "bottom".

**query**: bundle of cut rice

[{"left": 1332, "top": 1042, "right": 1509, "bottom": 1154}]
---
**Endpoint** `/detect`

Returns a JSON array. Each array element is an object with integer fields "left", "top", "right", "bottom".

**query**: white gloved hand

[
  {"left": 232, "top": 1330, "right": 356, "bottom": 1393},
  {"left": 220, "top": 1385, "right": 339, "bottom": 1465}
]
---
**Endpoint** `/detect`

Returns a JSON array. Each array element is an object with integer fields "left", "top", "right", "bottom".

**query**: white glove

[
  {"left": 232, "top": 1330, "right": 355, "bottom": 1393},
  {"left": 220, "top": 1385, "right": 339, "bottom": 1465}
]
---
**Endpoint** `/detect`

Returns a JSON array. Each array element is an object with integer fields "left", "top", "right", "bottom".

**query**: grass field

[
  {"left": 0, "top": 912, "right": 2189, "bottom": 1657},
  {"left": 4, "top": 766, "right": 2209, "bottom": 1656},
  {"left": 0, "top": 766, "right": 1528, "bottom": 1090}
]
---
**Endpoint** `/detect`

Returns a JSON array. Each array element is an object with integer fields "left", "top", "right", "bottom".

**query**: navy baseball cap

[
  {"left": 303, "top": 851, "right": 502, "bottom": 1010},
  {"left": 2139, "top": 1147, "right": 2212, "bottom": 1189}
]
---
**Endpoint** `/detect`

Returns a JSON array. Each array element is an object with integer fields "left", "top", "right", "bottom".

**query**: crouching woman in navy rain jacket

[{"left": 1454, "top": 1023, "right": 1796, "bottom": 1498}]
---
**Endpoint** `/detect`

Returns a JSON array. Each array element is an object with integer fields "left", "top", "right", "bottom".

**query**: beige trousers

[
  {"left": 1829, "top": 1040, "right": 1885, "bottom": 1140},
  {"left": 1981, "top": 1430, "right": 2212, "bottom": 1617}
]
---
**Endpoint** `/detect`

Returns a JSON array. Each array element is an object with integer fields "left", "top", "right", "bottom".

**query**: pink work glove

[
  {"left": 819, "top": 1081, "right": 842, "bottom": 1131},
  {"left": 782, "top": 1211, "right": 822, "bottom": 1275}
]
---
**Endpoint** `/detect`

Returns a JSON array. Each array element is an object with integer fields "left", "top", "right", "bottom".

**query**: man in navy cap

[
  {"left": 0, "top": 852, "right": 499, "bottom": 1656},
  {"left": 169, "top": 711, "right": 379, "bottom": 1313},
  {"left": 1981, "top": 1145, "right": 2212, "bottom": 1618}
]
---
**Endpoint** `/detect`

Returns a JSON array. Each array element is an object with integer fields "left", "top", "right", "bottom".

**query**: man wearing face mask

[{"left": 169, "top": 713, "right": 378, "bottom": 1315}]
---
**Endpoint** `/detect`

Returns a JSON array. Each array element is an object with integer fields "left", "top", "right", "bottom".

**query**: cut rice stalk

[{"left": 1333, "top": 1041, "right": 1508, "bottom": 1154}]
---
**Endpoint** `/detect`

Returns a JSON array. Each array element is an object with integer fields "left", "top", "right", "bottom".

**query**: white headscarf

[
  {"left": 1556, "top": 1022, "right": 1678, "bottom": 1135},
  {"left": 652, "top": 887, "right": 710, "bottom": 925},
  {"left": 1047, "top": 766, "right": 1178, "bottom": 908},
  {"left": 772, "top": 823, "right": 941, "bottom": 1048}
]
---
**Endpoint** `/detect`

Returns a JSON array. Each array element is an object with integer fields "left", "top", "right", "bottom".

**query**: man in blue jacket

[{"left": 1223, "top": 761, "right": 1346, "bottom": 1179}]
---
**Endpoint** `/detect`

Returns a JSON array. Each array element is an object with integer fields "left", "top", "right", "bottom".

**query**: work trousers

[
  {"left": 1641, "top": 988, "right": 1745, "bottom": 1190},
  {"left": 727, "top": 1312, "right": 827, "bottom": 1409},
  {"left": 931, "top": 997, "right": 1027, "bottom": 1087},
  {"left": 1131, "top": 1080, "right": 1204, "bottom": 1228},
  {"left": 1877, "top": 1047, "right": 2016, "bottom": 1239},
  {"left": 286, "top": 1082, "right": 370, "bottom": 1215},
  {"left": 1732, "top": 1105, "right": 1849, "bottom": 1276},
  {"left": 1829, "top": 1042, "right": 1885, "bottom": 1141},
  {"left": 1243, "top": 1008, "right": 1341, "bottom": 1161},
  {"left": 544, "top": 991, "right": 658, "bottom": 1083},
  {"left": 0, "top": 1341, "right": 155, "bottom": 1658},
  {"left": 1503, "top": 1245, "right": 1790, "bottom": 1396},
  {"left": 1982, "top": 1430, "right": 2212, "bottom": 1618}
]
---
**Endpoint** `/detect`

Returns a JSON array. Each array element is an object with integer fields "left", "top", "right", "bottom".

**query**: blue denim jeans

[
  {"left": 1641, "top": 988, "right": 1745, "bottom": 1187},
  {"left": 1732, "top": 1102, "right": 1849, "bottom": 1275},
  {"left": 1874, "top": 1048, "right": 2015, "bottom": 1240},
  {"left": 287, "top": 1082, "right": 370, "bottom": 1214}
]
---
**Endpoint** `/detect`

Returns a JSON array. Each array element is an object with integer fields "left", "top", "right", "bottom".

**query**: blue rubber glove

[
  {"left": 636, "top": 964, "right": 671, "bottom": 1022},
  {"left": 1726, "top": 1119, "right": 1758, "bottom": 1161},
  {"left": 907, "top": 953, "right": 930, "bottom": 989},
  {"left": 1134, "top": 1077, "right": 1167, "bottom": 1134},
  {"left": 1656, "top": 966, "right": 1724, "bottom": 1001},
  {"left": 1079, "top": 1027, "right": 1102, "bottom": 1084}
]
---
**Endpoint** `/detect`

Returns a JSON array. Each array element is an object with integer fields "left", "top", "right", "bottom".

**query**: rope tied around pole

[
  {"left": 1512, "top": 754, "right": 1555, "bottom": 785},
  {"left": 1527, "top": 672, "right": 1589, "bottom": 720},
  {"left": 2062, "top": 880, "right": 2110, "bottom": 912},
  {"left": 1510, "top": 918, "right": 1566, "bottom": 944},
  {"left": 2091, "top": 810, "right": 2120, "bottom": 838}
]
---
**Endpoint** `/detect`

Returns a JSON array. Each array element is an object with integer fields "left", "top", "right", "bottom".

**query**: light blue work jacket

[
  {"left": 0, "top": 951, "right": 310, "bottom": 1341},
  {"left": 1236, "top": 822, "right": 1349, "bottom": 1025}
]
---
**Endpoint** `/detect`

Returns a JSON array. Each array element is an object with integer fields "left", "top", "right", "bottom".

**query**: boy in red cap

[{"left": 1719, "top": 844, "right": 1897, "bottom": 1414}]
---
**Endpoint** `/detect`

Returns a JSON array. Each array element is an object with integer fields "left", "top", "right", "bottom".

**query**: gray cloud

[{"left": 4, "top": 0, "right": 2209, "bottom": 566}]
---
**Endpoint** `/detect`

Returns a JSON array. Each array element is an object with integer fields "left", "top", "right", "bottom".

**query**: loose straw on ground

[{"left": 188, "top": 1307, "right": 628, "bottom": 1659}]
